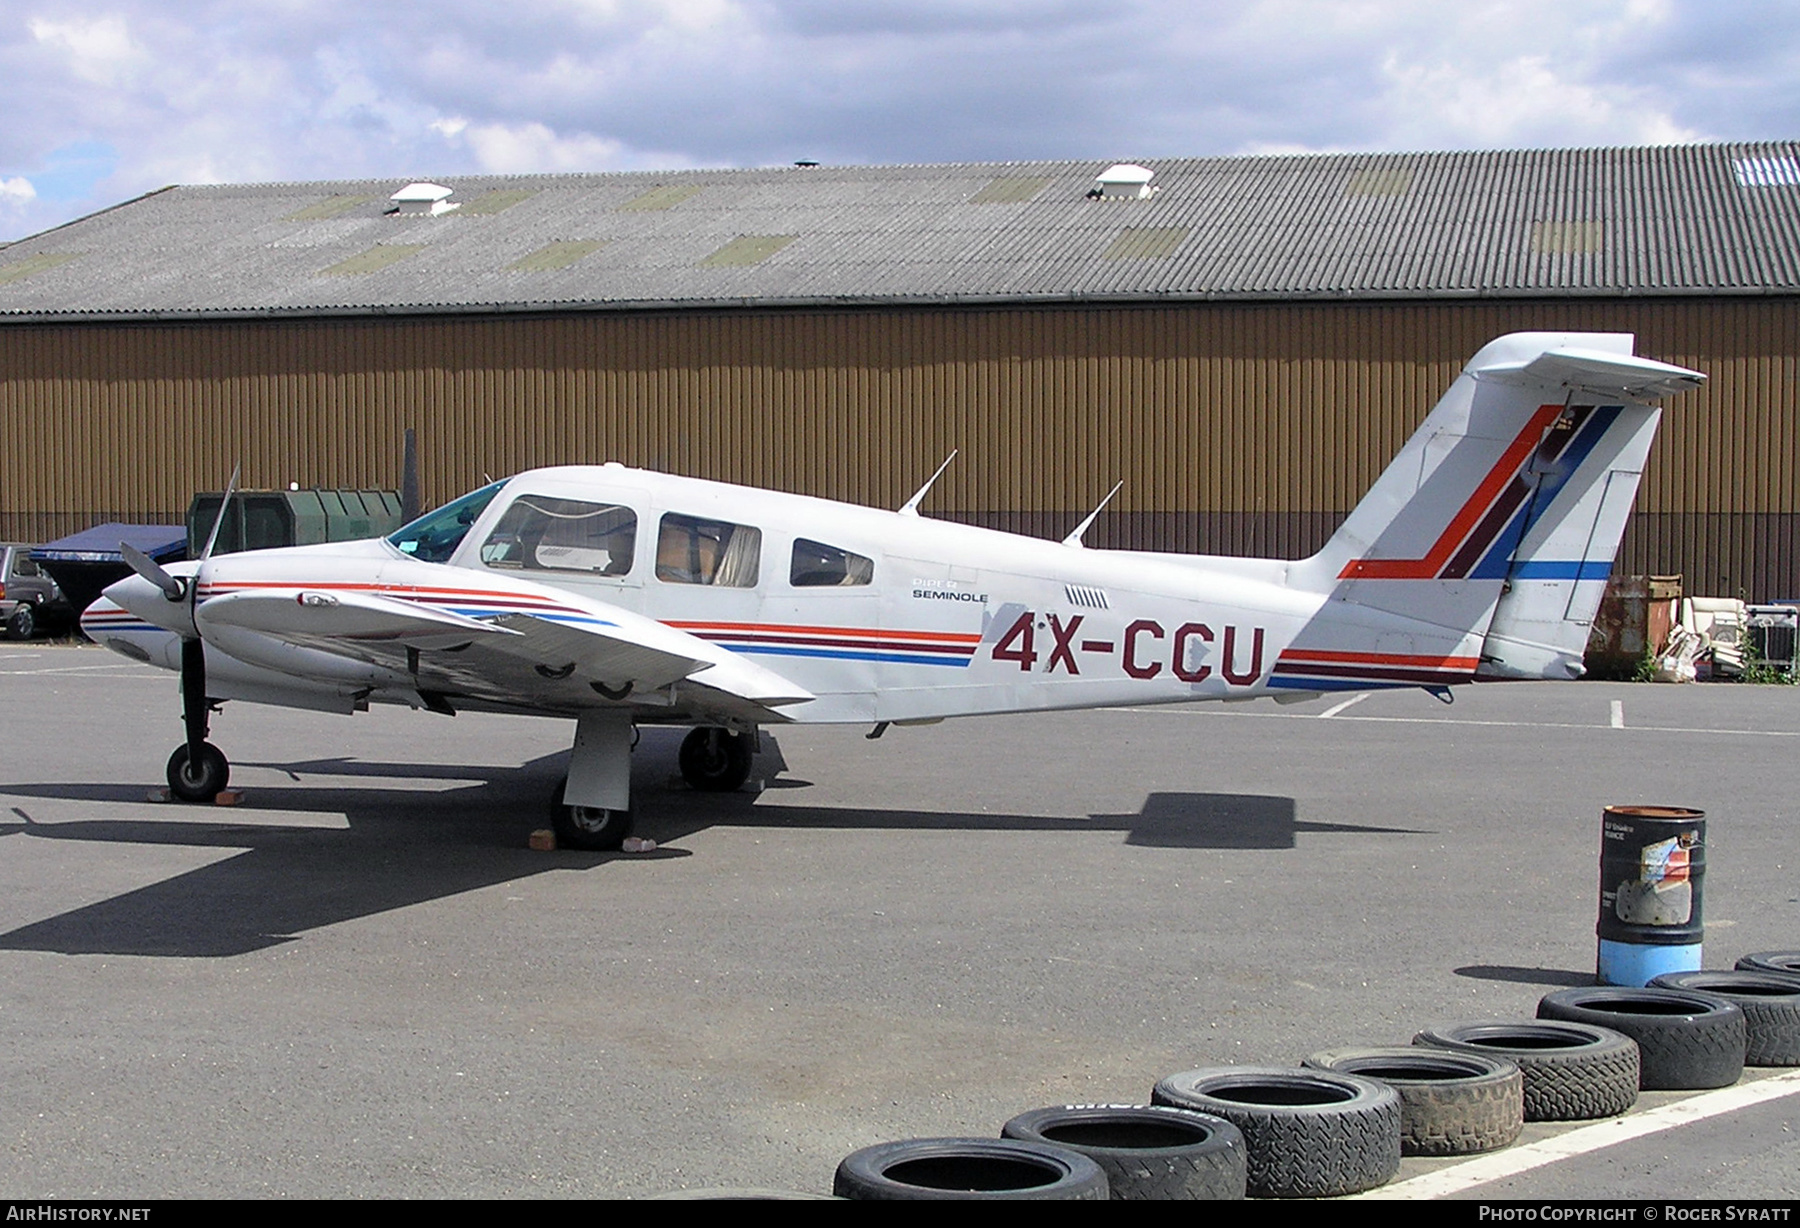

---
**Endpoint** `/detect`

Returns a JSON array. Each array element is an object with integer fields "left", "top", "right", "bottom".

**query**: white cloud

[
  {"left": 458, "top": 121, "right": 630, "bottom": 173},
  {"left": 28, "top": 15, "right": 145, "bottom": 86},
  {"left": 1, "top": 176, "right": 36, "bottom": 203},
  {"left": 1378, "top": 51, "right": 1705, "bottom": 149},
  {"left": 0, "top": 0, "right": 1795, "bottom": 240}
]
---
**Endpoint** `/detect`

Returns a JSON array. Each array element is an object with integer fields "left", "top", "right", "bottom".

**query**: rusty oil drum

[{"left": 1596, "top": 805, "right": 1706, "bottom": 986}]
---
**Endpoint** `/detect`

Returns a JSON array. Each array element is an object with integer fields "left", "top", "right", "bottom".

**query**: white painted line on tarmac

[
  {"left": 0, "top": 664, "right": 163, "bottom": 677},
  {"left": 1367, "top": 1069, "right": 1800, "bottom": 1200},
  {"left": 1319, "top": 692, "right": 1371, "bottom": 719},
  {"left": 1611, "top": 699, "right": 1625, "bottom": 728},
  {"left": 1102, "top": 707, "right": 1800, "bottom": 738}
]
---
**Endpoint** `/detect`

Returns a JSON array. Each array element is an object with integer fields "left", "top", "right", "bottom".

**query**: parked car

[{"left": 1, "top": 543, "right": 74, "bottom": 639}]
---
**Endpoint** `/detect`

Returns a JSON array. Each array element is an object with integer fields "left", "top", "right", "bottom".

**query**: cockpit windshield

[{"left": 387, "top": 480, "right": 506, "bottom": 563}]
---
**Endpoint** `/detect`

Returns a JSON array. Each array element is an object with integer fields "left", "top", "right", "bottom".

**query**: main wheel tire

[
  {"left": 549, "top": 776, "right": 634, "bottom": 851},
  {"left": 1650, "top": 971, "right": 1800, "bottom": 1067},
  {"left": 1151, "top": 1067, "right": 1400, "bottom": 1199},
  {"left": 1736, "top": 951, "right": 1800, "bottom": 980},
  {"left": 833, "top": 1138, "right": 1109, "bottom": 1200},
  {"left": 678, "top": 727, "right": 754, "bottom": 792},
  {"left": 1303, "top": 1047, "right": 1523, "bottom": 1156},
  {"left": 166, "top": 741, "right": 229, "bottom": 803},
  {"left": 6, "top": 605, "right": 35, "bottom": 641},
  {"left": 1538, "top": 987, "right": 1745, "bottom": 1090},
  {"left": 1413, "top": 1021, "right": 1639, "bottom": 1121},
  {"left": 1000, "top": 1104, "right": 1246, "bottom": 1200}
]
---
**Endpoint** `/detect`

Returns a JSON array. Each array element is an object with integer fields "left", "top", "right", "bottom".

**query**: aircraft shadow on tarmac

[{"left": 0, "top": 733, "right": 1421, "bottom": 959}]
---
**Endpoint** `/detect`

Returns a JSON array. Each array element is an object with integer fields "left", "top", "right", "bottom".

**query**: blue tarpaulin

[
  {"left": 31, "top": 523, "right": 186, "bottom": 564},
  {"left": 31, "top": 524, "right": 187, "bottom": 627}
]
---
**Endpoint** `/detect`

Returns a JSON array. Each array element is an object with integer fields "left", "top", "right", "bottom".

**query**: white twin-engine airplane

[{"left": 85, "top": 332, "right": 1703, "bottom": 849}]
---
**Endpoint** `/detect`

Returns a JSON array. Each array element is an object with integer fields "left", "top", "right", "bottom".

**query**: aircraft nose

[{"left": 102, "top": 571, "right": 191, "bottom": 635}]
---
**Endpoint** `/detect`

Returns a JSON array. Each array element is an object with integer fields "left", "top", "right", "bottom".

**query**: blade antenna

[
  {"left": 1061, "top": 481, "right": 1123, "bottom": 548},
  {"left": 199, "top": 464, "right": 242, "bottom": 563},
  {"left": 899, "top": 450, "right": 958, "bottom": 518}
]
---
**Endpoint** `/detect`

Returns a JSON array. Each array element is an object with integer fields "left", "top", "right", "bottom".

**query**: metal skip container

[{"left": 1597, "top": 805, "right": 1706, "bottom": 986}]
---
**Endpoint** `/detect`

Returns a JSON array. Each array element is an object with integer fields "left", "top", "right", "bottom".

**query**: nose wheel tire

[
  {"left": 167, "top": 742, "right": 230, "bottom": 803},
  {"left": 678, "top": 727, "right": 754, "bottom": 792},
  {"left": 550, "top": 776, "right": 634, "bottom": 850}
]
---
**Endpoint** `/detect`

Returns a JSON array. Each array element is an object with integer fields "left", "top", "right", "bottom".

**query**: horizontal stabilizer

[{"left": 1484, "top": 346, "right": 1705, "bottom": 401}]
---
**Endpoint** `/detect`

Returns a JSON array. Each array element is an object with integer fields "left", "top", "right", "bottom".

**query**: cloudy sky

[{"left": 2, "top": 0, "right": 1796, "bottom": 241}]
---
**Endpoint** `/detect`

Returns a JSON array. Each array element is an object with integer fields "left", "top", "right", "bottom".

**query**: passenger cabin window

[
  {"left": 480, "top": 496, "right": 637, "bottom": 577},
  {"left": 656, "top": 513, "right": 761, "bottom": 587},
  {"left": 790, "top": 538, "right": 873, "bottom": 587}
]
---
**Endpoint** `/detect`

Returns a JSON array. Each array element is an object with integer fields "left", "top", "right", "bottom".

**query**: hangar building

[{"left": 2, "top": 144, "right": 1796, "bottom": 598}]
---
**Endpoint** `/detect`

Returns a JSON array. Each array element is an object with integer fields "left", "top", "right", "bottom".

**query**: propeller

[
  {"left": 111, "top": 465, "right": 241, "bottom": 802},
  {"left": 198, "top": 464, "right": 241, "bottom": 565},
  {"left": 120, "top": 541, "right": 185, "bottom": 601}
]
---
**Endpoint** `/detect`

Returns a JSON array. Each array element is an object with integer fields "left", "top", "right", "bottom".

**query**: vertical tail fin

[{"left": 1275, "top": 333, "right": 1703, "bottom": 691}]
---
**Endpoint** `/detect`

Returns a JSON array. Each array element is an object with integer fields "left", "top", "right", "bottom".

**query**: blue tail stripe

[{"left": 1469, "top": 405, "right": 1623, "bottom": 580}]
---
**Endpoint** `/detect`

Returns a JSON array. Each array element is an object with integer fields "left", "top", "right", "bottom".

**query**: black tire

[
  {"left": 1413, "top": 1021, "right": 1639, "bottom": 1121},
  {"left": 1538, "top": 987, "right": 1744, "bottom": 1091},
  {"left": 549, "top": 776, "right": 634, "bottom": 851},
  {"left": 166, "top": 741, "right": 229, "bottom": 803},
  {"left": 678, "top": 727, "right": 754, "bottom": 792},
  {"left": 6, "top": 604, "right": 35, "bottom": 641},
  {"left": 1651, "top": 971, "right": 1800, "bottom": 1067},
  {"left": 1000, "top": 1104, "right": 1246, "bottom": 1200},
  {"left": 1736, "top": 951, "right": 1800, "bottom": 980},
  {"left": 833, "top": 1138, "right": 1108, "bottom": 1200},
  {"left": 1303, "top": 1047, "right": 1523, "bottom": 1157},
  {"left": 1150, "top": 1067, "right": 1400, "bottom": 1199}
]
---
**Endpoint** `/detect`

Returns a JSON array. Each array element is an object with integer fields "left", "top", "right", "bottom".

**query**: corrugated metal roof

[{"left": 2, "top": 144, "right": 1797, "bottom": 321}]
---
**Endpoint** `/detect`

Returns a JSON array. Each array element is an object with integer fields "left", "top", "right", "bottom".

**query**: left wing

[{"left": 193, "top": 581, "right": 812, "bottom": 722}]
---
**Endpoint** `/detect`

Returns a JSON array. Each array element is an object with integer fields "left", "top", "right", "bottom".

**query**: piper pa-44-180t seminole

[{"left": 84, "top": 332, "right": 1704, "bottom": 849}]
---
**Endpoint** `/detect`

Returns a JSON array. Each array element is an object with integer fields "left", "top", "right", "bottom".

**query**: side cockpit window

[
  {"left": 480, "top": 496, "right": 637, "bottom": 577},
  {"left": 790, "top": 538, "right": 873, "bottom": 587},
  {"left": 656, "top": 513, "right": 761, "bottom": 586},
  {"left": 388, "top": 480, "right": 505, "bottom": 563}
]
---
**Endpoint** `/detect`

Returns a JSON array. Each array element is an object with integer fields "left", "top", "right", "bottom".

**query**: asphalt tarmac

[{"left": 2, "top": 642, "right": 1797, "bottom": 1199}]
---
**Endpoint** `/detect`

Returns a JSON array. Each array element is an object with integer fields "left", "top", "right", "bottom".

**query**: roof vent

[
  {"left": 1089, "top": 163, "right": 1157, "bottom": 200},
  {"left": 387, "top": 182, "right": 459, "bottom": 216}
]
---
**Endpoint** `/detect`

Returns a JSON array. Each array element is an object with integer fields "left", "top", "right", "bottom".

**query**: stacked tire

[
  {"left": 1413, "top": 1020, "right": 1639, "bottom": 1121},
  {"left": 1303, "top": 1047, "right": 1522, "bottom": 1156},
  {"left": 1651, "top": 970, "right": 1800, "bottom": 1067},
  {"left": 833, "top": 1138, "right": 1109, "bottom": 1200},
  {"left": 1001, "top": 1105, "right": 1246, "bottom": 1200},
  {"left": 1152, "top": 1067, "right": 1400, "bottom": 1198},
  {"left": 1537, "top": 987, "right": 1744, "bottom": 1090}
]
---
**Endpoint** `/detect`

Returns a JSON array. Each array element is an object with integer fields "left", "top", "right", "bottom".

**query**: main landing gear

[
  {"left": 550, "top": 711, "right": 636, "bottom": 851},
  {"left": 678, "top": 727, "right": 755, "bottom": 793},
  {"left": 167, "top": 638, "right": 231, "bottom": 803},
  {"left": 548, "top": 720, "right": 758, "bottom": 850},
  {"left": 549, "top": 775, "right": 634, "bottom": 851}
]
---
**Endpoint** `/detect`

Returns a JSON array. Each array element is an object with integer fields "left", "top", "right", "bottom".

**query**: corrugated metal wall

[{"left": 4, "top": 298, "right": 1795, "bottom": 598}]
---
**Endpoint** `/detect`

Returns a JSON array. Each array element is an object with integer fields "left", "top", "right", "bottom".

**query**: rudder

[{"left": 1274, "top": 333, "right": 1702, "bottom": 691}]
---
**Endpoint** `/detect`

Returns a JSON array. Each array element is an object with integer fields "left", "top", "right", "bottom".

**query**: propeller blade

[
  {"left": 120, "top": 541, "right": 185, "bottom": 601},
  {"left": 199, "top": 464, "right": 242, "bottom": 563}
]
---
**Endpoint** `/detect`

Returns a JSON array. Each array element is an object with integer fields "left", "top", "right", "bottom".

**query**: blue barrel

[{"left": 1597, "top": 805, "right": 1706, "bottom": 986}]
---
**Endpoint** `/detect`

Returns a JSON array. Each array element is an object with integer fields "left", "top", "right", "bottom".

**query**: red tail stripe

[
  {"left": 1338, "top": 403, "right": 1562, "bottom": 580},
  {"left": 1279, "top": 649, "right": 1480, "bottom": 669}
]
